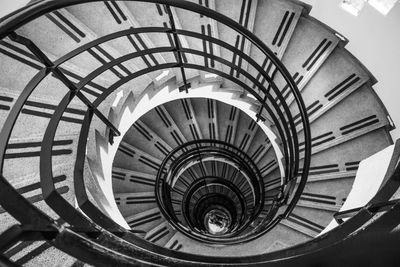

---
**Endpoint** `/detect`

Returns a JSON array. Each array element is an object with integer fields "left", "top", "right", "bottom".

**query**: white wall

[
  {"left": 0, "top": 0, "right": 30, "bottom": 18},
  {"left": 0, "top": 0, "right": 399, "bottom": 141},
  {"left": 303, "top": 0, "right": 400, "bottom": 141}
]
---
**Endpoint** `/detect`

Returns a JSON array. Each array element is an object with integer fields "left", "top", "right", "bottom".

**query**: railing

[
  {"left": 183, "top": 177, "right": 246, "bottom": 234},
  {"left": 155, "top": 139, "right": 266, "bottom": 244},
  {"left": 0, "top": 0, "right": 316, "bottom": 265},
  {"left": 334, "top": 199, "right": 400, "bottom": 224}
]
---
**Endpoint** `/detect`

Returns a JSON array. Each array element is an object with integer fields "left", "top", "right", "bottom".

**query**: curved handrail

[
  {"left": 0, "top": 0, "right": 311, "bottom": 184},
  {"left": 155, "top": 139, "right": 264, "bottom": 243},
  {"left": 72, "top": 59, "right": 293, "bottom": 247},
  {"left": 0, "top": 37, "right": 298, "bottom": 266},
  {"left": 182, "top": 177, "right": 247, "bottom": 225},
  {"left": 0, "top": 0, "right": 313, "bottom": 265},
  {"left": 186, "top": 182, "right": 244, "bottom": 234}
]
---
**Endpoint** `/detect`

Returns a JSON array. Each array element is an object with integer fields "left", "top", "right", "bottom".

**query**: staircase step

[
  {"left": 123, "top": 1, "right": 199, "bottom": 82},
  {"left": 288, "top": 47, "right": 375, "bottom": 122},
  {"left": 66, "top": 1, "right": 176, "bottom": 85},
  {"left": 4, "top": 240, "right": 79, "bottom": 267},
  {"left": 280, "top": 209, "right": 326, "bottom": 238},
  {"left": 298, "top": 86, "right": 392, "bottom": 157},
  {"left": 141, "top": 105, "right": 188, "bottom": 148},
  {"left": 253, "top": 0, "right": 306, "bottom": 58},
  {"left": 114, "top": 141, "right": 163, "bottom": 174},
  {"left": 273, "top": 16, "right": 340, "bottom": 99},
  {"left": 215, "top": 0, "right": 258, "bottom": 89},
  {"left": 247, "top": 0, "right": 306, "bottom": 93},
  {"left": 125, "top": 119, "right": 173, "bottom": 160},
  {"left": 164, "top": 99, "right": 204, "bottom": 142},
  {"left": 0, "top": 39, "right": 116, "bottom": 104},
  {"left": 164, "top": 232, "right": 184, "bottom": 251},
  {"left": 175, "top": 0, "right": 223, "bottom": 82},
  {"left": 298, "top": 182, "right": 349, "bottom": 212},
  {"left": 218, "top": 102, "right": 240, "bottom": 145},
  {"left": 0, "top": 90, "right": 84, "bottom": 140},
  {"left": 3, "top": 135, "right": 77, "bottom": 179},
  {"left": 190, "top": 98, "right": 220, "bottom": 140},
  {"left": 300, "top": 128, "right": 393, "bottom": 180},
  {"left": 115, "top": 191, "right": 157, "bottom": 217},
  {"left": 125, "top": 207, "right": 164, "bottom": 231},
  {"left": 112, "top": 167, "right": 156, "bottom": 194},
  {"left": 144, "top": 221, "right": 175, "bottom": 246}
]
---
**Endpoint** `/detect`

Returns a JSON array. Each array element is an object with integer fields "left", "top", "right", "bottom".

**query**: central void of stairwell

[
  {"left": 205, "top": 207, "right": 232, "bottom": 235},
  {"left": 88, "top": 80, "right": 286, "bottom": 230}
]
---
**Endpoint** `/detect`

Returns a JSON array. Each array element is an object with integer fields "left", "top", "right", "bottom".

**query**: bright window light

[
  {"left": 205, "top": 73, "right": 219, "bottom": 79},
  {"left": 246, "top": 93, "right": 257, "bottom": 100},
  {"left": 340, "top": 0, "right": 398, "bottom": 16},
  {"left": 155, "top": 70, "right": 170, "bottom": 81},
  {"left": 368, "top": 0, "right": 398, "bottom": 15},
  {"left": 340, "top": 0, "right": 366, "bottom": 16},
  {"left": 112, "top": 90, "right": 124, "bottom": 107}
]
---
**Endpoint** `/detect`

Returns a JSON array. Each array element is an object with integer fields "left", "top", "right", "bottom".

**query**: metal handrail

[
  {"left": 185, "top": 181, "right": 244, "bottom": 234},
  {"left": 155, "top": 140, "right": 264, "bottom": 243},
  {"left": 0, "top": 0, "right": 314, "bottom": 265},
  {"left": 0, "top": 0, "right": 310, "bottom": 183}
]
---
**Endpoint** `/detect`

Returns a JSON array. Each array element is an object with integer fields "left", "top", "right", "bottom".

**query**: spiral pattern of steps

[
  {"left": 109, "top": 77, "right": 393, "bottom": 255},
  {"left": 0, "top": 0, "right": 399, "bottom": 266}
]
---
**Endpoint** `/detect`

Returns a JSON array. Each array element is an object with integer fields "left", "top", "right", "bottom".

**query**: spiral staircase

[{"left": 0, "top": 0, "right": 400, "bottom": 266}]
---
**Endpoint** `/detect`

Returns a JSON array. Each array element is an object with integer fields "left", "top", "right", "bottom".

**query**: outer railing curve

[{"left": 0, "top": 0, "right": 318, "bottom": 266}]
